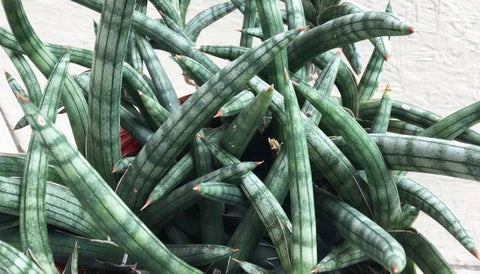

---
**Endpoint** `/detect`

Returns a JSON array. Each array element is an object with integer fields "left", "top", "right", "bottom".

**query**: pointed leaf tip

[
  {"left": 473, "top": 248, "right": 480, "bottom": 260},
  {"left": 140, "top": 199, "right": 152, "bottom": 211},
  {"left": 13, "top": 120, "right": 23, "bottom": 130},
  {"left": 265, "top": 85, "right": 274, "bottom": 92},
  {"left": 283, "top": 67, "right": 289, "bottom": 79},
  {"left": 213, "top": 110, "right": 223, "bottom": 118},
  {"left": 17, "top": 94, "right": 29, "bottom": 103},
  {"left": 297, "top": 26, "right": 308, "bottom": 33},
  {"left": 385, "top": 82, "right": 392, "bottom": 91}
]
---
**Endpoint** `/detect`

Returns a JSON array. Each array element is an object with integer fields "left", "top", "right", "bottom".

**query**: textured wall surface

[{"left": 0, "top": 1, "right": 479, "bottom": 272}]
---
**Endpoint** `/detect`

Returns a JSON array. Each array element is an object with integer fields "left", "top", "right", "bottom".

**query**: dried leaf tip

[
  {"left": 176, "top": 55, "right": 184, "bottom": 61},
  {"left": 213, "top": 110, "right": 223, "bottom": 118},
  {"left": 335, "top": 49, "right": 342, "bottom": 56},
  {"left": 384, "top": 83, "right": 392, "bottom": 95},
  {"left": 255, "top": 160, "right": 264, "bottom": 166},
  {"left": 472, "top": 248, "right": 480, "bottom": 260},
  {"left": 283, "top": 67, "right": 290, "bottom": 80},
  {"left": 193, "top": 185, "right": 201, "bottom": 192},
  {"left": 232, "top": 258, "right": 242, "bottom": 264},
  {"left": 407, "top": 26, "right": 415, "bottom": 34},
  {"left": 17, "top": 94, "right": 29, "bottom": 103},
  {"left": 391, "top": 266, "right": 400, "bottom": 273},
  {"left": 198, "top": 134, "right": 207, "bottom": 141},
  {"left": 235, "top": 29, "right": 243, "bottom": 33},
  {"left": 310, "top": 266, "right": 319, "bottom": 273},
  {"left": 112, "top": 167, "right": 118, "bottom": 174},
  {"left": 231, "top": 248, "right": 239, "bottom": 253},
  {"left": 4, "top": 70, "right": 11, "bottom": 78},
  {"left": 138, "top": 91, "right": 144, "bottom": 97},
  {"left": 297, "top": 26, "right": 308, "bottom": 33},
  {"left": 265, "top": 84, "right": 274, "bottom": 92},
  {"left": 130, "top": 263, "right": 139, "bottom": 273},
  {"left": 140, "top": 199, "right": 152, "bottom": 211}
]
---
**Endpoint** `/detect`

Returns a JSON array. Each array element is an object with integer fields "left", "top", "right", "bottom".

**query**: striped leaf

[
  {"left": 87, "top": 0, "right": 135, "bottom": 186},
  {"left": 370, "top": 85, "right": 393, "bottom": 133},
  {"left": 15, "top": 96, "right": 202, "bottom": 273},
  {"left": 334, "top": 134, "right": 480, "bottom": 181},
  {"left": 140, "top": 161, "right": 260, "bottom": 229},
  {"left": 2, "top": 0, "right": 88, "bottom": 152},
  {"left": 0, "top": 176, "right": 104, "bottom": 239},
  {"left": 117, "top": 28, "right": 302, "bottom": 211},
  {"left": 194, "top": 182, "right": 247, "bottom": 207},
  {"left": 396, "top": 176, "right": 478, "bottom": 257},
  {"left": 204, "top": 140, "right": 293, "bottom": 271},
  {"left": 288, "top": 11, "right": 413, "bottom": 72},
  {"left": 19, "top": 52, "right": 70, "bottom": 273},
  {"left": 315, "top": 190, "right": 406, "bottom": 273},
  {"left": 312, "top": 242, "right": 368, "bottom": 273},
  {"left": 0, "top": 239, "right": 43, "bottom": 273},
  {"left": 391, "top": 230, "right": 454, "bottom": 274},
  {"left": 186, "top": 2, "right": 237, "bottom": 42},
  {"left": 3, "top": 48, "right": 42, "bottom": 106},
  {"left": 295, "top": 81, "right": 401, "bottom": 228}
]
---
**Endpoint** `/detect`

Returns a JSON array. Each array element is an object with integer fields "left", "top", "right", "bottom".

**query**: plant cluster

[{"left": 0, "top": 0, "right": 478, "bottom": 273}]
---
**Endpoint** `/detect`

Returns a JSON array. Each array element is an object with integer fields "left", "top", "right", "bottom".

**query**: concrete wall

[{"left": 0, "top": 1, "right": 478, "bottom": 272}]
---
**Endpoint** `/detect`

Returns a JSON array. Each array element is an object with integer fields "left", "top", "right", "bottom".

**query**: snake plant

[{"left": 0, "top": 0, "right": 477, "bottom": 273}]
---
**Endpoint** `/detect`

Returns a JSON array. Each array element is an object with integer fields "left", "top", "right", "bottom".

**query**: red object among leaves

[
  {"left": 120, "top": 127, "right": 142, "bottom": 158},
  {"left": 55, "top": 264, "right": 64, "bottom": 273},
  {"left": 55, "top": 264, "right": 87, "bottom": 274},
  {"left": 120, "top": 94, "right": 192, "bottom": 157},
  {"left": 178, "top": 93, "right": 191, "bottom": 104}
]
